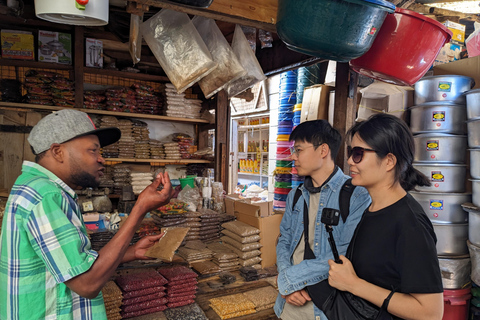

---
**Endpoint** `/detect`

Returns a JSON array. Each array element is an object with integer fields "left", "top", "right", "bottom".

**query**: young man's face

[
  {"left": 290, "top": 140, "right": 325, "bottom": 177},
  {"left": 64, "top": 135, "right": 105, "bottom": 188}
]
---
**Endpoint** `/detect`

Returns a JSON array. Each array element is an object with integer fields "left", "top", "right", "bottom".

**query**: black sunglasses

[{"left": 347, "top": 146, "right": 377, "bottom": 163}]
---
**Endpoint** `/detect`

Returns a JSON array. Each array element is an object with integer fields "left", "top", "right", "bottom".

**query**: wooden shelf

[
  {"left": 0, "top": 59, "right": 73, "bottom": 70},
  {"left": 238, "top": 172, "right": 268, "bottom": 178},
  {"left": 0, "top": 188, "right": 9, "bottom": 198},
  {"left": 84, "top": 68, "right": 169, "bottom": 83},
  {"left": 0, "top": 102, "right": 210, "bottom": 124},
  {"left": 104, "top": 158, "right": 213, "bottom": 165}
]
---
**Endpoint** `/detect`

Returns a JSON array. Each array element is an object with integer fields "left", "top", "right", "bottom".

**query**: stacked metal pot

[
  {"left": 410, "top": 75, "right": 474, "bottom": 290},
  {"left": 462, "top": 88, "right": 480, "bottom": 288}
]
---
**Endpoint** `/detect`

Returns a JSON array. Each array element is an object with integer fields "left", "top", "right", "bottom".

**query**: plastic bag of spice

[
  {"left": 144, "top": 227, "right": 190, "bottom": 261},
  {"left": 141, "top": 9, "right": 217, "bottom": 93},
  {"left": 129, "top": 14, "right": 143, "bottom": 65},
  {"left": 192, "top": 16, "right": 246, "bottom": 98}
]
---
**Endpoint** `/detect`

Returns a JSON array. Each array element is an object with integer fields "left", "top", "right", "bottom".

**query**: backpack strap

[
  {"left": 339, "top": 178, "right": 356, "bottom": 223},
  {"left": 291, "top": 179, "right": 356, "bottom": 223},
  {"left": 291, "top": 183, "right": 304, "bottom": 211}
]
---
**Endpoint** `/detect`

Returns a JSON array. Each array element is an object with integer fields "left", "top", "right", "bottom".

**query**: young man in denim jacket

[{"left": 274, "top": 120, "right": 371, "bottom": 320}]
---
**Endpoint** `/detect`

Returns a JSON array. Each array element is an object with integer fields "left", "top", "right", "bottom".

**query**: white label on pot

[
  {"left": 432, "top": 111, "right": 445, "bottom": 122},
  {"left": 431, "top": 171, "right": 444, "bottom": 182},
  {"left": 430, "top": 200, "right": 443, "bottom": 210}
]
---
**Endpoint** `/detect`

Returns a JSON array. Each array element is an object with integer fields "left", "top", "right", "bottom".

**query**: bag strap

[
  {"left": 339, "top": 178, "right": 355, "bottom": 223},
  {"left": 380, "top": 288, "right": 396, "bottom": 312},
  {"left": 292, "top": 183, "right": 304, "bottom": 210}
]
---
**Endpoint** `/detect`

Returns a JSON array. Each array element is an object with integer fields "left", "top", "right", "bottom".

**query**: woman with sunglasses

[{"left": 326, "top": 113, "right": 444, "bottom": 320}]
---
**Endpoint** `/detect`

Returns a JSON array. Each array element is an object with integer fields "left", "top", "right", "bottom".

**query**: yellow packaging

[
  {"left": 1, "top": 29, "right": 34, "bottom": 60},
  {"left": 443, "top": 20, "right": 466, "bottom": 45}
]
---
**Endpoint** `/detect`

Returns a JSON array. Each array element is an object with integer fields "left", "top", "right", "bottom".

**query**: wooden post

[{"left": 214, "top": 90, "right": 229, "bottom": 187}]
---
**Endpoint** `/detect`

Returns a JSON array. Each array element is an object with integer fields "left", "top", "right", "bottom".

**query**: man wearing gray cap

[{"left": 0, "top": 109, "right": 173, "bottom": 320}]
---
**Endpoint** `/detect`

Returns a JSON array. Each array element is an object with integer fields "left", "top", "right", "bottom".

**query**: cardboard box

[
  {"left": 1, "top": 29, "right": 34, "bottom": 60},
  {"left": 444, "top": 20, "right": 465, "bottom": 45},
  {"left": 434, "top": 55, "right": 480, "bottom": 89},
  {"left": 235, "top": 200, "right": 273, "bottom": 217},
  {"left": 38, "top": 30, "right": 72, "bottom": 65},
  {"left": 85, "top": 38, "right": 103, "bottom": 68},
  {"left": 356, "top": 81, "right": 414, "bottom": 121},
  {"left": 300, "top": 84, "right": 334, "bottom": 123},
  {"left": 224, "top": 194, "right": 250, "bottom": 216},
  {"left": 234, "top": 212, "right": 284, "bottom": 268}
]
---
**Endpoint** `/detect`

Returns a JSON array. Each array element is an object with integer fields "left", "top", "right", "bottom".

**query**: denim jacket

[{"left": 274, "top": 169, "right": 371, "bottom": 319}]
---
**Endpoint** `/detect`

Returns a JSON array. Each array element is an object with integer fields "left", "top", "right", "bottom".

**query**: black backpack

[{"left": 291, "top": 178, "right": 356, "bottom": 222}]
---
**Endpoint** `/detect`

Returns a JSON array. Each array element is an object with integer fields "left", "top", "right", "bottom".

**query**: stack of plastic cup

[
  {"left": 274, "top": 71, "right": 298, "bottom": 210},
  {"left": 293, "top": 104, "right": 302, "bottom": 127},
  {"left": 291, "top": 166, "right": 304, "bottom": 188}
]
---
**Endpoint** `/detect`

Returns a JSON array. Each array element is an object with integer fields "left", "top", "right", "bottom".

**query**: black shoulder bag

[{"left": 294, "top": 180, "right": 395, "bottom": 320}]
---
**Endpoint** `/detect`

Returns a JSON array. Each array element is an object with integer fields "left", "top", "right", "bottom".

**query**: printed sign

[
  {"left": 426, "top": 140, "right": 439, "bottom": 151},
  {"left": 438, "top": 82, "right": 452, "bottom": 92},
  {"left": 431, "top": 171, "right": 444, "bottom": 182},
  {"left": 432, "top": 111, "right": 445, "bottom": 122},
  {"left": 430, "top": 200, "right": 443, "bottom": 210}
]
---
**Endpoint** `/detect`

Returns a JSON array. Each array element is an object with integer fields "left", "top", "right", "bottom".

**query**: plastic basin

[
  {"left": 277, "top": 0, "right": 395, "bottom": 62},
  {"left": 350, "top": 8, "right": 452, "bottom": 86}
]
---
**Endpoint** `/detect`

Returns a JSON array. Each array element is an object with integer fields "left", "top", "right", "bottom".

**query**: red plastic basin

[{"left": 350, "top": 8, "right": 452, "bottom": 86}]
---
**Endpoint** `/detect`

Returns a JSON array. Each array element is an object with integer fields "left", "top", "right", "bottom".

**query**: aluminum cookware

[
  {"left": 467, "top": 240, "right": 480, "bottom": 285},
  {"left": 413, "top": 133, "right": 467, "bottom": 163},
  {"left": 410, "top": 191, "right": 470, "bottom": 223},
  {"left": 409, "top": 102, "right": 466, "bottom": 134},
  {"left": 412, "top": 163, "right": 467, "bottom": 193},
  {"left": 467, "top": 117, "right": 480, "bottom": 148},
  {"left": 465, "top": 88, "right": 480, "bottom": 119},
  {"left": 414, "top": 75, "right": 475, "bottom": 105},
  {"left": 469, "top": 149, "right": 480, "bottom": 179},
  {"left": 461, "top": 205, "right": 480, "bottom": 247},
  {"left": 438, "top": 256, "right": 471, "bottom": 289},
  {"left": 433, "top": 222, "right": 469, "bottom": 256},
  {"left": 471, "top": 179, "right": 480, "bottom": 207}
]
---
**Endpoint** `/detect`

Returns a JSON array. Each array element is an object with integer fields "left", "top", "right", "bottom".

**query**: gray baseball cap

[{"left": 28, "top": 109, "right": 121, "bottom": 155}]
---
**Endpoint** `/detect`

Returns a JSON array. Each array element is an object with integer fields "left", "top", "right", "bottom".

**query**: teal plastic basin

[{"left": 277, "top": 0, "right": 395, "bottom": 62}]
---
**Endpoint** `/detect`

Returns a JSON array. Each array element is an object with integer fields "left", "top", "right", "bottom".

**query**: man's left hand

[{"left": 131, "top": 233, "right": 164, "bottom": 260}]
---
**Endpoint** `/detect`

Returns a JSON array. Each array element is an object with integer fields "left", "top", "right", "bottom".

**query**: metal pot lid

[
  {"left": 465, "top": 88, "right": 480, "bottom": 95},
  {"left": 431, "top": 221, "right": 468, "bottom": 226},
  {"left": 413, "top": 132, "right": 467, "bottom": 137},
  {"left": 466, "top": 116, "right": 480, "bottom": 122},
  {"left": 461, "top": 202, "right": 480, "bottom": 212},
  {"left": 47, "top": 40, "right": 63, "bottom": 49},
  {"left": 417, "top": 75, "right": 475, "bottom": 82},
  {"left": 412, "top": 162, "right": 467, "bottom": 167},
  {"left": 410, "top": 101, "right": 466, "bottom": 108}
]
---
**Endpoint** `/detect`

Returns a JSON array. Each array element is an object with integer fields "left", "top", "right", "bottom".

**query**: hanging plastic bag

[
  {"left": 192, "top": 16, "right": 246, "bottom": 98},
  {"left": 225, "top": 24, "right": 266, "bottom": 99},
  {"left": 129, "top": 13, "right": 143, "bottom": 65},
  {"left": 140, "top": 9, "right": 217, "bottom": 93}
]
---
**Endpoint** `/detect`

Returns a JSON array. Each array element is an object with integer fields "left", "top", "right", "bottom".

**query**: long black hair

[{"left": 347, "top": 113, "right": 430, "bottom": 191}]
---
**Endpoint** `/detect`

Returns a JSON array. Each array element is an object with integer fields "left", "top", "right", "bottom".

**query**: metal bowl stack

[{"left": 410, "top": 75, "right": 474, "bottom": 290}]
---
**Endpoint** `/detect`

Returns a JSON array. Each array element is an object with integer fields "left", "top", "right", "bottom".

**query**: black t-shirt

[{"left": 350, "top": 193, "right": 443, "bottom": 295}]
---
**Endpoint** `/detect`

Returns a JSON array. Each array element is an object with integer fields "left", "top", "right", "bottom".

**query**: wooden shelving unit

[
  {"left": 104, "top": 158, "right": 213, "bottom": 165},
  {"left": 0, "top": 102, "right": 210, "bottom": 124}
]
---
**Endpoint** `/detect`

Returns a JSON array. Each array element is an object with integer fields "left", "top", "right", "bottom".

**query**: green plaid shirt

[{"left": 0, "top": 161, "right": 107, "bottom": 320}]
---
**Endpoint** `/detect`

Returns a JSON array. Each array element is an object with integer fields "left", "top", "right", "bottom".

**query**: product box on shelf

[
  {"left": 38, "top": 30, "right": 72, "bottom": 65},
  {"left": 434, "top": 55, "right": 480, "bottom": 89},
  {"left": 434, "top": 42, "right": 464, "bottom": 66},
  {"left": 300, "top": 84, "right": 334, "bottom": 123},
  {"left": 356, "top": 82, "right": 414, "bottom": 121},
  {"left": 443, "top": 20, "right": 466, "bottom": 45},
  {"left": 234, "top": 211, "right": 284, "bottom": 268},
  {"left": 85, "top": 38, "right": 103, "bottom": 68},
  {"left": 1, "top": 29, "right": 34, "bottom": 60},
  {"left": 235, "top": 200, "right": 273, "bottom": 218}
]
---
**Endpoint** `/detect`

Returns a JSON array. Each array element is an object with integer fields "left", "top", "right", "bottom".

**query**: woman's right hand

[{"left": 327, "top": 255, "right": 360, "bottom": 292}]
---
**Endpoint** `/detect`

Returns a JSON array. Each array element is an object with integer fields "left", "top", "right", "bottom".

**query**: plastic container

[
  {"left": 274, "top": 194, "right": 289, "bottom": 201},
  {"left": 277, "top": 134, "right": 291, "bottom": 142},
  {"left": 274, "top": 200, "right": 287, "bottom": 208},
  {"left": 279, "top": 95, "right": 297, "bottom": 105},
  {"left": 179, "top": 176, "right": 195, "bottom": 189},
  {"left": 276, "top": 160, "right": 293, "bottom": 167},
  {"left": 350, "top": 8, "right": 452, "bottom": 86},
  {"left": 277, "top": 0, "right": 395, "bottom": 61},
  {"left": 275, "top": 181, "right": 292, "bottom": 188},
  {"left": 442, "top": 288, "right": 471, "bottom": 320}
]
